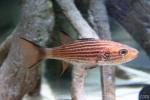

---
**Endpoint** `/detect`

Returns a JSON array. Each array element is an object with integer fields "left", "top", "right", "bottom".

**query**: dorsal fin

[
  {"left": 49, "top": 31, "right": 74, "bottom": 45},
  {"left": 77, "top": 38, "right": 96, "bottom": 41},
  {"left": 60, "top": 31, "right": 74, "bottom": 44}
]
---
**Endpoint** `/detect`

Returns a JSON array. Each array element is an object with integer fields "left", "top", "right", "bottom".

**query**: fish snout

[{"left": 129, "top": 48, "right": 139, "bottom": 60}]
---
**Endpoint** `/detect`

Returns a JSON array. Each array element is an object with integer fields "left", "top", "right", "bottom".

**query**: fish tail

[
  {"left": 19, "top": 37, "right": 45, "bottom": 68},
  {"left": 20, "top": 37, "right": 59, "bottom": 59}
]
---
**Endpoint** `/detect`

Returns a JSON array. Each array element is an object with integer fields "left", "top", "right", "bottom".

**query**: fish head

[{"left": 97, "top": 41, "right": 139, "bottom": 65}]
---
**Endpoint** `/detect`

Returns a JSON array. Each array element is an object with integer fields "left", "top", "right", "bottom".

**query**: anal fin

[{"left": 60, "top": 61, "right": 70, "bottom": 76}]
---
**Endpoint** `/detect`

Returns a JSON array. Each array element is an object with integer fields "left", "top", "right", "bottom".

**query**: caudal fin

[{"left": 19, "top": 37, "right": 45, "bottom": 68}]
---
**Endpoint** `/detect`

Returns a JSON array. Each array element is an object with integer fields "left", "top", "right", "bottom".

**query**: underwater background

[{"left": 0, "top": 0, "right": 150, "bottom": 100}]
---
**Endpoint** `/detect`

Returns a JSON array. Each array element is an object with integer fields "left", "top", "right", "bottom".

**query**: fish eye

[{"left": 119, "top": 49, "right": 128, "bottom": 56}]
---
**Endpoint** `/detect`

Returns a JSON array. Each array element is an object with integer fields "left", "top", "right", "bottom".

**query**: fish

[{"left": 18, "top": 37, "right": 139, "bottom": 69}]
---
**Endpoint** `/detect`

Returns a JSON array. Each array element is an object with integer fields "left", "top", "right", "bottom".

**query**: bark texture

[
  {"left": 71, "top": 66, "right": 87, "bottom": 100},
  {"left": 0, "top": 0, "right": 54, "bottom": 99}
]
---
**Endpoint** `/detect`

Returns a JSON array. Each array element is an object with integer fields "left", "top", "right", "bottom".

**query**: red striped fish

[
  {"left": 45, "top": 38, "right": 138, "bottom": 65},
  {"left": 19, "top": 37, "right": 138, "bottom": 67}
]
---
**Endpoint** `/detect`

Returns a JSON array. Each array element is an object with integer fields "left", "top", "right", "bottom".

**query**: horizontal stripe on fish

[
  {"left": 55, "top": 48, "right": 106, "bottom": 53},
  {"left": 63, "top": 57, "right": 96, "bottom": 62},
  {"left": 54, "top": 50, "right": 98, "bottom": 54},
  {"left": 61, "top": 43, "right": 121, "bottom": 50},
  {"left": 56, "top": 46, "right": 116, "bottom": 52},
  {"left": 62, "top": 55, "right": 122, "bottom": 60},
  {"left": 60, "top": 54, "right": 99, "bottom": 58},
  {"left": 60, "top": 46, "right": 114, "bottom": 51},
  {"left": 61, "top": 41, "right": 121, "bottom": 49}
]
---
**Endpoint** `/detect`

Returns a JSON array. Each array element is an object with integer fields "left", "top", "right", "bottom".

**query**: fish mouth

[
  {"left": 129, "top": 48, "right": 139, "bottom": 61},
  {"left": 134, "top": 52, "right": 139, "bottom": 59},
  {"left": 133, "top": 49, "right": 139, "bottom": 59}
]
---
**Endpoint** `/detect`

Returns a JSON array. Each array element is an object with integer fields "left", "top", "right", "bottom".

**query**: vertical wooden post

[
  {"left": 0, "top": 0, "right": 53, "bottom": 99},
  {"left": 89, "top": 0, "right": 116, "bottom": 100},
  {"left": 101, "top": 66, "right": 115, "bottom": 100},
  {"left": 55, "top": 0, "right": 99, "bottom": 100}
]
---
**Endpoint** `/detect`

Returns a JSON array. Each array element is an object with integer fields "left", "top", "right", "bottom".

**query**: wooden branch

[
  {"left": 106, "top": 0, "right": 150, "bottom": 57},
  {"left": 0, "top": 0, "right": 53, "bottom": 99},
  {"left": 55, "top": 0, "right": 99, "bottom": 39},
  {"left": 100, "top": 66, "right": 115, "bottom": 100},
  {"left": 88, "top": 0, "right": 115, "bottom": 100},
  {"left": 71, "top": 66, "right": 87, "bottom": 100},
  {"left": 88, "top": 0, "right": 111, "bottom": 39},
  {"left": 54, "top": 0, "right": 100, "bottom": 100}
]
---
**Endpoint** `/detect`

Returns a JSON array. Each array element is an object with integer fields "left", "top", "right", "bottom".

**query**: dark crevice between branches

[{"left": 106, "top": 0, "right": 150, "bottom": 57}]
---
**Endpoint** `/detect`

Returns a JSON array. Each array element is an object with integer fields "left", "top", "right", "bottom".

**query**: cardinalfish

[{"left": 18, "top": 37, "right": 139, "bottom": 68}]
